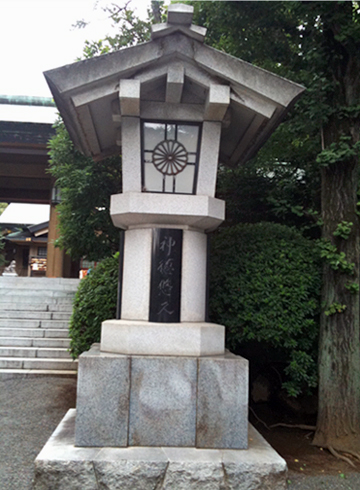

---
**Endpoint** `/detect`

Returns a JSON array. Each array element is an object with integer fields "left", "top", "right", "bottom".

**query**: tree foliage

[
  {"left": 48, "top": 2, "right": 169, "bottom": 261},
  {"left": 191, "top": 0, "right": 360, "bottom": 454},
  {"left": 191, "top": 1, "right": 325, "bottom": 231},
  {"left": 209, "top": 222, "right": 322, "bottom": 397},
  {"left": 76, "top": 1, "right": 166, "bottom": 59},
  {"left": 48, "top": 121, "right": 122, "bottom": 261},
  {"left": 0, "top": 203, "right": 7, "bottom": 216},
  {"left": 69, "top": 253, "right": 119, "bottom": 358}
]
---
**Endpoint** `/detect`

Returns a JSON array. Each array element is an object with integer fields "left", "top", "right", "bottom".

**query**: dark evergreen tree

[{"left": 192, "top": 0, "right": 360, "bottom": 456}]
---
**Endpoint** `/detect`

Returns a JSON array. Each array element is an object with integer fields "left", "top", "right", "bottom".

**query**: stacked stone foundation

[{"left": 75, "top": 343, "right": 248, "bottom": 450}]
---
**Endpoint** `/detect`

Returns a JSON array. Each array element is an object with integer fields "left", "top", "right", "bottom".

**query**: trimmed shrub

[
  {"left": 69, "top": 253, "right": 119, "bottom": 358},
  {"left": 209, "top": 222, "right": 321, "bottom": 396}
]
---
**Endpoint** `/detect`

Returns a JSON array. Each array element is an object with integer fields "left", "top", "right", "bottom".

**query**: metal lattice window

[{"left": 142, "top": 121, "right": 201, "bottom": 194}]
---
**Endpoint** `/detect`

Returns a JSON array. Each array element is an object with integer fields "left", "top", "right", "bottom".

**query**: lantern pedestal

[{"left": 74, "top": 344, "right": 248, "bottom": 449}]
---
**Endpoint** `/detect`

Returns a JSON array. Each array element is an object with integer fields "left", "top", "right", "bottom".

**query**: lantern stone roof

[{"left": 44, "top": 3, "right": 304, "bottom": 166}]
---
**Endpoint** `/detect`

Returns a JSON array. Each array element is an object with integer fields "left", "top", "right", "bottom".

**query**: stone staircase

[{"left": 0, "top": 277, "right": 80, "bottom": 376}]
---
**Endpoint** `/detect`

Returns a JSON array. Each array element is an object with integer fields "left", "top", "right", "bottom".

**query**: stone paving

[
  {"left": 1, "top": 375, "right": 360, "bottom": 489},
  {"left": 0, "top": 375, "right": 76, "bottom": 490}
]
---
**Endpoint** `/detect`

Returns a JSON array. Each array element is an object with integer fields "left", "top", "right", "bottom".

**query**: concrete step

[
  {"left": 0, "top": 296, "right": 74, "bottom": 304},
  {"left": 52, "top": 312, "right": 72, "bottom": 320},
  {"left": 0, "top": 291, "right": 76, "bottom": 299},
  {"left": 0, "top": 303, "right": 73, "bottom": 313},
  {"left": 0, "top": 347, "right": 71, "bottom": 358},
  {"left": 0, "top": 369, "right": 77, "bottom": 378},
  {"left": 0, "top": 278, "right": 78, "bottom": 375},
  {"left": 0, "top": 357, "right": 78, "bottom": 370},
  {"left": 0, "top": 328, "right": 70, "bottom": 338},
  {"left": 0, "top": 319, "right": 40, "bottom": 328},
  {"left": 0, "top": 337, "right": 71, "bottom": 348},
  {"left": 0, "top": 311, "right": 51, "bottom": 320},
  {"left": 0, "top": 311, "right": 72, "bottom": 321},
  {"left": 0, "top": 277, "right": 80, "bottom": 290},
  {"left": 41, "top": 320, "right": 70, "bottom": 329},
  {"left": 0, "top": 319, "right": 70, "bottom": 329}
]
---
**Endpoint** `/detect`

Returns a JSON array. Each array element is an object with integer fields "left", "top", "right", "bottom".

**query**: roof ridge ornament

[
  {"left": 167, "top": 3, "right": 193, "bottom": 26},
  {"left": 151, "top": 3, "right": 207, "bottom": 43}
]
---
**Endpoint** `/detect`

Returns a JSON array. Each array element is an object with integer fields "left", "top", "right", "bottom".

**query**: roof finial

[
  {"left": 151, "top": 3, "right": 206, "bottom": 42},
  {"left": 167, "top": 4, "right": 193, "bottom": 26}
]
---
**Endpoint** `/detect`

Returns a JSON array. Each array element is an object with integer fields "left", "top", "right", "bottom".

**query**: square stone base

[
  {"left": 33, "top": 409, "right": 287, "bottom": 490},
  {"left": 75, "top": 344, "right": 248, "bottom": 449},
  {"left": 101, "top": 320, "right": 225, "bottom": 356}
]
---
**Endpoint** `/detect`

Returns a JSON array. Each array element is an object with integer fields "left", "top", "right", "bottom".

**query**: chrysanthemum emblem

[{"left": 152, "top": 140, "right": 188, "bottom": 176}]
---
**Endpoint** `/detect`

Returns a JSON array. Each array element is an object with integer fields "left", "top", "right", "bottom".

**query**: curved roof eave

[{"left": 44, "top": 30, "right": 305, "bottom": 167}]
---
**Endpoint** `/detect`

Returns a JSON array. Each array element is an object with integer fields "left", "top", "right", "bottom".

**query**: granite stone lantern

[{"left": 34, "top": 4, "right": 305, "bottom": 488}]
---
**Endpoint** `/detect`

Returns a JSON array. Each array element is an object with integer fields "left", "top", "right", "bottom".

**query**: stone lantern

[{"left": 34, "top": 4, "right": 304, "bottom": 488}]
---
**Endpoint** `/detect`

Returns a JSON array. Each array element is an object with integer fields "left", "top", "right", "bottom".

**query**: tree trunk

[
  {"left": 313, "top": 155, "right": 360, "bottom": 452},
  {"left": 312, "top": 1, "right": 360, "bottom": 454}
]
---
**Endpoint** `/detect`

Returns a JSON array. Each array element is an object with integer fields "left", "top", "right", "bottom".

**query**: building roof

[
  {"left": 0, "top": 121, "right": 55, "bottom": 146},
  {"left": 5, "top": 227, "right": 48, "bottom": 244},
  {"left": 0, "top": 203, "right": 50, "bottom": 225}
]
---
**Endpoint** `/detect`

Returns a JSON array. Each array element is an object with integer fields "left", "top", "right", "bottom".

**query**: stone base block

[
  {"left": 33, "top": 409, "right": 287, "bottom": 490},
  {"left": 76, "top": 344, "right": 248, "bottom": 449},
  {"left": 101, "top": 319, "right": 225, "bottom": 356}
]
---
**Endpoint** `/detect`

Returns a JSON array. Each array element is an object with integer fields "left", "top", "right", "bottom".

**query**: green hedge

[
  {"left": 209, "top": 222, "right": 322, "bottom": 396},
  {"left": 69, "top": 253, "right": 119, "bottom": 358}
]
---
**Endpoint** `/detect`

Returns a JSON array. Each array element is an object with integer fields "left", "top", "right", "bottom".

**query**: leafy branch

[
  {"left": 333, "top": 221, "right": 353, "bottom": 240},
  {"left": 324, "top": 302, "right": 347, "bottom": 316},
  {"left": 316, "top": 137, "right": 360, "bottom": 167},
  {"left": 317, "top": 239, "right": 355, "bottom": 274}
]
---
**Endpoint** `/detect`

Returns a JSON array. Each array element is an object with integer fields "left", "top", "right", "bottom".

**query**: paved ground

[
  {"left": 0, "top": 375, "right": 76, "bottom": 490},
  {"left": 287, "top": 473, "right": 360, "bottom": 489},
  {"left": 1, "top": 374, "right": 360, "bottom": 490}
]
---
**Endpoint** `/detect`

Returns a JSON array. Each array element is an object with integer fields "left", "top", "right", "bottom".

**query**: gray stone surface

[
  {"left": 162, "top": 462, "right": 225, "bottom": 489},
  {"left": 33, "top": 410, "right": 288, "bottom": 490},
  {"left": 197, "top": 121, "right": 221, "bottom": 197},
  {"left": 101, "top": 320, "right": 225, "bottom": 356},
  {"left": 94, "top": 461, "right": 168, "bottom": 490},
  {"left": 140, "top": 100, "right": 204, "bottom": 121},
  {"left": 151, "top": 22, "right": 207, "bottom": 43},
  {"left": 120, "top": 227, "right": 152, "bottom": 321},
  {"left": 181, "top": 229, "right": 207, "bottom": 322},
  {"left": 224, "top": 466, "right": 287, "bottom": 490},
  {"left": 197, "top": 353, "right": 248, "bottom": 449},
  {"left": 121, "top": 117, "right": 142, "bottom": 193},
  {"left": 167, "top": 3, "right": 194, "bottom": 26},
  {"left": 204, "top": 84, "right": 230, "bottom": 121},
  {"left": 74, "top": 347, "right": 248, "bottom": 448},
  {"left": 75, "top": 345, "right": 130, "bottom": 447},
  {"left": 110, "top": 192, "right": 225, "bottom": 231},
  {"left": 166, "top": 64, "right": 184, "bottom": 103},
  {"left": 33, "top": 461, "right": 98, "bottom": 490},
  {"left": 129, "top": 356, "right": 197, "bottom": 447},
  {"left": 119, "top": 79, "right": 140, "bottom": 116}
]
